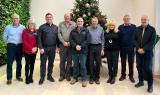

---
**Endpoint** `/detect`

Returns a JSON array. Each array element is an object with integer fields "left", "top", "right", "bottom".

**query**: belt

[
  {"left": 89, "top": 44, "right": 101, "bottom": 46},
  {"left": 8, "top": 43, "right": 22, "bottom": 46}
]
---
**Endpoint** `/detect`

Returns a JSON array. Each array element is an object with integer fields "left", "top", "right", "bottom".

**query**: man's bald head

[{"left": 64, "top": 13, "right": 71, "bottom": 23}]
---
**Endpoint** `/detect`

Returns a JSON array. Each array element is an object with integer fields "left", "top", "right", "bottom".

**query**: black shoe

[
  {"left": 29, "top": 76, "right": 34, "bottom": 83},
  {"left": 119, "top": 76, "right": 126, "bottom": 81},
  {"left": 59, "top": 77, "right": 65, "bottom": 82},
  {"left": 66, "top": 77, "right": 71, "bottom": 81},
  {"left": 147, "top": 86, "right": 153, "bottom": 93},
  {"left": 25, "top": 78, "right": 30, "bottom": 84},
  {"left": 17, "top": 77, "right": 23, "bottom": 82},
  {"left": 39, "top": 78, "right": 44, "bottom": 85},
  {"left": 89, "top": 80, "right": 94, "bottom": 84},
  {"left": 47, "top": 76, "right": 55, "bottom": 82},
  {"left": 107, "top": 77, "right": 112, "bottom": 83},
  {"left": 6, "top": 80, "right": 12, "bottom": 85},
  {"left": 135, "top": 82, "right": 144, "bottom": 88},
  {"left": 29, "top": 79, "right": 34, "bottom": 83},
  {"left": 110, "top": 77, "right": 116, "bottom": 84},
  {"left": 129, "top": 77, "right": 135, "bottom": 83}
]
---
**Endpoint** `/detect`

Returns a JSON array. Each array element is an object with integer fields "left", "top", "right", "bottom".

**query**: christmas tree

[{"left": 72, "top": 0, "right": 104, "bottom": 27}]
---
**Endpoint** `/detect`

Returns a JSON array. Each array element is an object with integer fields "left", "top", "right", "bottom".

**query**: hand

[
  {"left": 76, "top": 45, "right": 81, "bottom": 51},
  {"left": 32, "top": 47, "right": 37, "bottom": 53},
  {"left": 40, "top": 49, "right": 45, "bottom": 54},
  {"left": 56, "top": 48, "right": 59, "bottom": 53},
  {"left": 101, "top": 49, "right": 104, "bottom": 56},
  {"left": 138, "top": 48, "right": 145, "bottom": 54},
  {"left": 67, "top": 42, "right": 70, "bottom": 46},
  {"left": 63, "top": 42, "right": 69, "bottom": 47}
]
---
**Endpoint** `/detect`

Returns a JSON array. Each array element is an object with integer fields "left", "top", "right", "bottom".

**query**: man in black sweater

[
  {"left": 38, "top": 13, "right": 59, "bottom": 85},
  {"left": 118, "top": 15, "right": 136, "bottom": 83},
  {"left": 135, "top": 15, "right": 156, "bottom": 93}
]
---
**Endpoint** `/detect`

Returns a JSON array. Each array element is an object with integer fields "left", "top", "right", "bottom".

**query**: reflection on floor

[{"left": 0, "top": 54, "right": 160, "bottom": 95}]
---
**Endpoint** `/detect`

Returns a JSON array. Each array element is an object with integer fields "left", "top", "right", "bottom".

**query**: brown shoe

[
  {"left": 82, "top": 80, "right": 87, "bottom": 87},
  {"left": 6, "top": 80, "right": 12, "bottom": 85},
  {"left": 95, "top": 79, "right": 100, "bottom": 84},
  {"left": 17, "top": 77, "right": 23, "bottom": 82},
  {"left": 70, "top": 79, "right": 78, "bottom": 85},
  {"left": 89, "top": 80, "right": 94, "bottom": 84}
]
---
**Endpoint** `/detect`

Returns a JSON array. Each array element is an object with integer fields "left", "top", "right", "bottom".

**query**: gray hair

[{"left": 12, "top": 13, "right": 20, "bottom": 19}]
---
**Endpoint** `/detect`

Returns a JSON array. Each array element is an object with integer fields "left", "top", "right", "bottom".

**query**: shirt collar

[
  {"left": 46, "top": 23, "right": 53, "bottom": 26},
  {"left": 91, "top": 24, "right": 100, "bottom": 29},
  {"left": 123, "top": 23, "right": 131, "bottom": 26},
  {"left": 64, "top": 21, "right": 73, "bottom": 26},
  {"left": 12, "top": 24, "right": 20, "bottom": 28}
]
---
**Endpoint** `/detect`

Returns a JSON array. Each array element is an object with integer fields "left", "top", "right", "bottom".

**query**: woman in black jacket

[{"left": 104, "top": 20, "right": 120, "bottom": 84}]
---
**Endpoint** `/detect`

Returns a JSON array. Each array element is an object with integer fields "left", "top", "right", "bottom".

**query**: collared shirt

[
  {"left": 58, "top": 21, "right": 76, "bottom": 43},
  {"left": 87, "top": 24, "right": 105, "bottom": 48},
  {"left": 3, "top": 24, "right": 25, "bottom": 44},
  {"left": 38, "top": 23, "right": 59, "bottom": 49}
]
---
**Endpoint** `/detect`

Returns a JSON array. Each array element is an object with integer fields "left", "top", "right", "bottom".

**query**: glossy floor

[{"left": 0, "top": 54, "right": 160, "bottom": 95}]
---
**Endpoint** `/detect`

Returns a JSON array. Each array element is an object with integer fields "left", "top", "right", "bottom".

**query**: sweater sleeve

[
  {"left": 58, "top": 23, "right": 65, "bottom": 44},
  {"left": 81, "top": 29, "right": 91, "bottom": 48},
  {"left": 37, "top": 26, "right": 43, "bottom": 49},
  {"left": 69, "top": 30, "right": 77, "bottom": 48},
  {"left": 101, "top": 29, "right": 105, "bottom": 49}
]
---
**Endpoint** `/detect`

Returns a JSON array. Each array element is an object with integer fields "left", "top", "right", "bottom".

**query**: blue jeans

[
  {"left": 72, "top": 53, "right": 87, "bottom": 81},
  {"left": 6, "top": 43, "right": 23, "bottom": 80}
]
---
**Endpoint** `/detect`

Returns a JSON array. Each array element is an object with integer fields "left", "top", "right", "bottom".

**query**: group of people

[{"left": 3, "top": 12, "right": 156, "bottom": 93}]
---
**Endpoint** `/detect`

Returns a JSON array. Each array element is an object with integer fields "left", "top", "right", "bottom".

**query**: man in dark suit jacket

[{"left": 134, "top": 15, "right": 156, "bottom": 93}]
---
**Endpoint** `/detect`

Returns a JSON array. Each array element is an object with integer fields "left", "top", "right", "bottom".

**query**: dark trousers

[
  {"left": 59, "top": 44, "right": 72, "bottom": 78},
  {"left": 120, "top": 48, "right": 134, "bottom": 77},
  {"left": 106, "top": 50, "right": 119, "bottom": 77},
  {"left": 40, "top": 46, "right": 56, "bottom": 78},
  {"left": 72, "top": 53, "right": 87, "bottom": 80},
  {"left": 89, "top": 44, "right": 102, "bottom": 80},
  {"left": 24, "top": 53, "right": 36, "bottom": 79},
  {"left": 6, "top": 43, "right": 23, "bottom": 80},
  {"left": 136, "top": 50, "right": 153, "bottom": 87}
]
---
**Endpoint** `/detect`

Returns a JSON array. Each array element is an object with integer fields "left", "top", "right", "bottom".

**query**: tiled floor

[{"left": 0, "top": 54, "right": 160, "bottom": 95}]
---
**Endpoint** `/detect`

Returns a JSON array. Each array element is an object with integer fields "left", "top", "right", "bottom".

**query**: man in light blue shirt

[{"left": 3, "top": 14, "right": 25, "bottom": 85}]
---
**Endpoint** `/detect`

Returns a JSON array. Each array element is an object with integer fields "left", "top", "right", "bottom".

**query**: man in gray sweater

[
  {"left": 58, "top": 13, "right": 76, "bottom": 82},
  {"left": 87, "top": 17, "right": 105, "bottom": 84}
]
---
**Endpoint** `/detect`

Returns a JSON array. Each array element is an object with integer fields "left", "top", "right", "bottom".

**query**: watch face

[{"left": 109, "top": 39, "right": 112, "bottom": 43}]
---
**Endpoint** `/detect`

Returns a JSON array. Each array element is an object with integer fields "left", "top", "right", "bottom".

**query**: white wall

[
  {"left": 30, "top": 0, "right": 75, "bottom": 26},
  {"left": 30, "top": 0, "right": 160, "bottom": 75},
  {"left": 154, "top": 0, "right": 160, "bottom": 75},
  {"left": 30, "top": 0, "right": 156, "bottom": 26},
  {"left": 134, "top": 0, "right": 155, "bottom": 26},
  {"left": 30, "top": 0, "right": 138, "bottom": 26}
]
